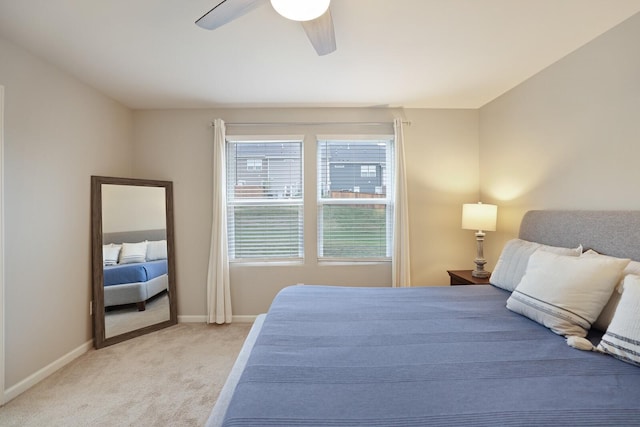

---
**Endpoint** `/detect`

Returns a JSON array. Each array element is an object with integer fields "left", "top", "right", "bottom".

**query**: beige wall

[
  {"left": 0, "top": 36, "right": 133, "bottom": 388},
  {"left": 479, "top": 13, "right": 640, "bottom": 267},
  {"left": 133, "top": 108, "right": 479, "bottom": 316},
  {"left": 8, "top": 6, "right": 638, "bottom": 397},
  {"left": 101, "top": 185, "right": 166, "bottom": 233}
]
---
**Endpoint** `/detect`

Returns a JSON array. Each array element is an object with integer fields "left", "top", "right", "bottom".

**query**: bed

[
  {"left": 103, "top": 259, "right": 168, "bottom": 310},
  {"left": 207, "top": 211, "right": 640, "bottom": 426},
  {"left": 102, "top": 229, "right": 168, "bottom": 311}
]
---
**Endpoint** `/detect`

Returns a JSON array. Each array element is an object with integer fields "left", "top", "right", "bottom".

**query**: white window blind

[
  {"left": 226, "top": 141, "right": 303, "bottom": 260},
  {"left": 317, "top": 139, "right": 394, "bottom": 260}
]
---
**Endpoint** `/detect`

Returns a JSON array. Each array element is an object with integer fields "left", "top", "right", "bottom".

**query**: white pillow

[
  {"left": 146, "top": 240, "right": 168, "bottom": 261},
  {"left": 119, "top": 241, "right": 148, "bottom": 264},
  {"left": 588, "top": 252, "right": 640, "bottom": 331},
  {"left": 506, "top": 250, "right": 629, "bottom": 337},
  {"left": 490, "top": 239, "right": 582, "bottom": 292},
  {"left": 597, "top": 274, "right": 640, "bottom": 366},
  {"left": 102, "top": 244, "right": 121, "bottom": 266}
]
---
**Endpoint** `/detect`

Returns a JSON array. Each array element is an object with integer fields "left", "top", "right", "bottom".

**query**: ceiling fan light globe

[{"left": 270, "top": 0, "right": 330, "bottom": 22}]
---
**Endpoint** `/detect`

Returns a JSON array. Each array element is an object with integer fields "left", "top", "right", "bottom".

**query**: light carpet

[
  {"left": 0, "top": 322, "right": 252, "bottom": 426},
  {"left": 106, "top": 293, "right": 170, "bottom": 338}
]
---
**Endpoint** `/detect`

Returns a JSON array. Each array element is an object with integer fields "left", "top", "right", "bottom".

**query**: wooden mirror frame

[{"left": 91, "top": 176, "right": 178, "bottom": 349}]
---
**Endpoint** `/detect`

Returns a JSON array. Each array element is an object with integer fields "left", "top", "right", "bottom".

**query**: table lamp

[{"left": 462, "top": 202, "right": 497, "bottom": 278}]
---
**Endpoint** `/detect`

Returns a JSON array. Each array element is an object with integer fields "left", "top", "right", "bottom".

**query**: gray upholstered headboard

[
  {"left": 519, "top": 210, "right": 640, "bottom": 262},
  {"left": 103, "top": 229, "right": 166, "bottom": 245}
]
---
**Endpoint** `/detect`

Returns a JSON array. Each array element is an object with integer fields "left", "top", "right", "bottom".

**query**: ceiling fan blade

[
  {"left": 196, "top": 0, "right": 267, "bottom": 30},
  {"left": 301, "top": 8, "right": 337, "bottom": 56}
]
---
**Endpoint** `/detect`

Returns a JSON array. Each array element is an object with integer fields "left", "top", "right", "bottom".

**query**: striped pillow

[
  {"left": 102, "top": 244, "right": 121, "bottom": 266},
  {"left": 146, "top": 240, "right": 167, "bottom": 261},
  {"left": 506, "top": 250, "right": 629, "bottom": 337},
  {"left": 597, "top": 274, "right": 640, "bottom": 366},
  {"left": 593, "top": 259, "right": 640, "bottom": 331},
  {"left": 119, "top": 241, "right": 148, "bottom": 264}
]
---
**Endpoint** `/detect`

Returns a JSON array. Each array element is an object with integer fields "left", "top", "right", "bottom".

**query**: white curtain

[
  {"left": 392, "top": 118, "right": 411, "bottom": 287},
  {"left": 206, "top": 118, "right": 232, "bottom": 324}
]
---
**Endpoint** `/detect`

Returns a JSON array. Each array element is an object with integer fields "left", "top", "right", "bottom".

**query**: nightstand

[{"left": 447, "top": 270, "right": 491, "bottom": 286}]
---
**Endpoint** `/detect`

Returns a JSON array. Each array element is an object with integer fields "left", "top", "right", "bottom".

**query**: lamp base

[
  {"left": 471, "top": 231, "right": 490, "bottom": 278},
  {"left": 471, "top": 269, "right": 491, "bottom": 278}
]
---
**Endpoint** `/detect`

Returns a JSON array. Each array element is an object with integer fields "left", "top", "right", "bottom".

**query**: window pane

[
  {"left": 319, "top": 141, "right": 388, "bottom": 198},
  {"left": 227, "top": 140, "right": 303, "bottom": 260},
  {"left": 229, "top": 142, "right": 302, "bottom": 200},
  {"left": 360, "top": 165, "right": 376, "bottom": 178},
  {"left": 317, "top": 139, "right": 393, "bottom": 260},
  {"left": 229, "top": 205, "right": 303, "bottom": 259},
  {"left": 320, "top": 204, "right": 388, "bottom": 258},
  {"left": 246, "top": 159, "right": 262, "bottom": 171}
]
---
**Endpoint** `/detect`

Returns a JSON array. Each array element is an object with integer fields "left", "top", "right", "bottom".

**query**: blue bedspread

[
  {"left": 103, "top": 260, "right": 167, "bottom": 287},
  {"left": 222, "top": 285, "right": 640, "bottom": 426}
]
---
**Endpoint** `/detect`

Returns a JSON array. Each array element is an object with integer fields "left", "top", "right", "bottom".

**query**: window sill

[
  {"left": 229, "top": 259, "right": 304, "bottom": 267},
  {"left": 318, "top": 259, "right": 391, "bottom": 266}
]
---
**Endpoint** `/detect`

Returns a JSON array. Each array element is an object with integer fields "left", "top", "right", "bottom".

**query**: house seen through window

[{"left": 226, "top": 137, "right": 394, "bottom": 262}]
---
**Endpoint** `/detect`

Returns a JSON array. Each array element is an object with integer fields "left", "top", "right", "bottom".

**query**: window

[
  {"left": 226, "top": 141, "right": 303, "bottom": 260},
  {"left": 317, "top": 139, "right": 394, "bottom": 260},
  {"left": 360, "top": 165, "right": 376, "bottom": 177},
  {"left": 246, "top": 158, "right": 262, "bottom": 171}
]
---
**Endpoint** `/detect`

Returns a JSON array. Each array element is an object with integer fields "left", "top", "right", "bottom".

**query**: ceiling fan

[{"left": 196, "top": 0, "right": 337, "bottom": 56}]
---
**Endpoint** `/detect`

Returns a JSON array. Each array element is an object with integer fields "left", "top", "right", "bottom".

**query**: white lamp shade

[
  {"left": 271, "top": 0, "right": 330, "bottom": 21},
  {"left": 462, "top": 203, "right": 497, "bottom": 232}
]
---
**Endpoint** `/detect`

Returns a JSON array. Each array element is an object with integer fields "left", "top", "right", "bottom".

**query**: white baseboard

[
  {"left": 0, "top": 315, "right": 258, "bottom": 406},
  {"left": 2, "top": 313, "right": 259, "bottom": 405},
  {"left": 178, "top": 315, "right": 257, "bottom": 324},
  {"left": 4, "top": 339, "right": 93, "bottom": 404}
]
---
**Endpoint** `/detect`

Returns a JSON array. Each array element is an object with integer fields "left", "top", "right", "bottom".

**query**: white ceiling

[{"left": 1, "top": 0, "right": 639, "bottom": 110}]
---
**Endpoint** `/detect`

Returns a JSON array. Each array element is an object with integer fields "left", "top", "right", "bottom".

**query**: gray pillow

[{"left": 490, "top": 238, "right": 582, "bottom": 292}]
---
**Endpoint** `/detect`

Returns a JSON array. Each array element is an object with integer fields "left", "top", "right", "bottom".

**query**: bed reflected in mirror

[{"left": 91, "top": 176, "right": 177, "bottom": 348}]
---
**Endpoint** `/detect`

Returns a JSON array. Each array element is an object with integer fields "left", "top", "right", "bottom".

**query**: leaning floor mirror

[{"left": 91, "top": 176, "right": 177, "bottom": 348}]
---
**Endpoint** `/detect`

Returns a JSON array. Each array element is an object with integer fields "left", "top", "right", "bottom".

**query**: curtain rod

[{"left": 211, "top": 120, "right": 411, "bottom": 127}]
